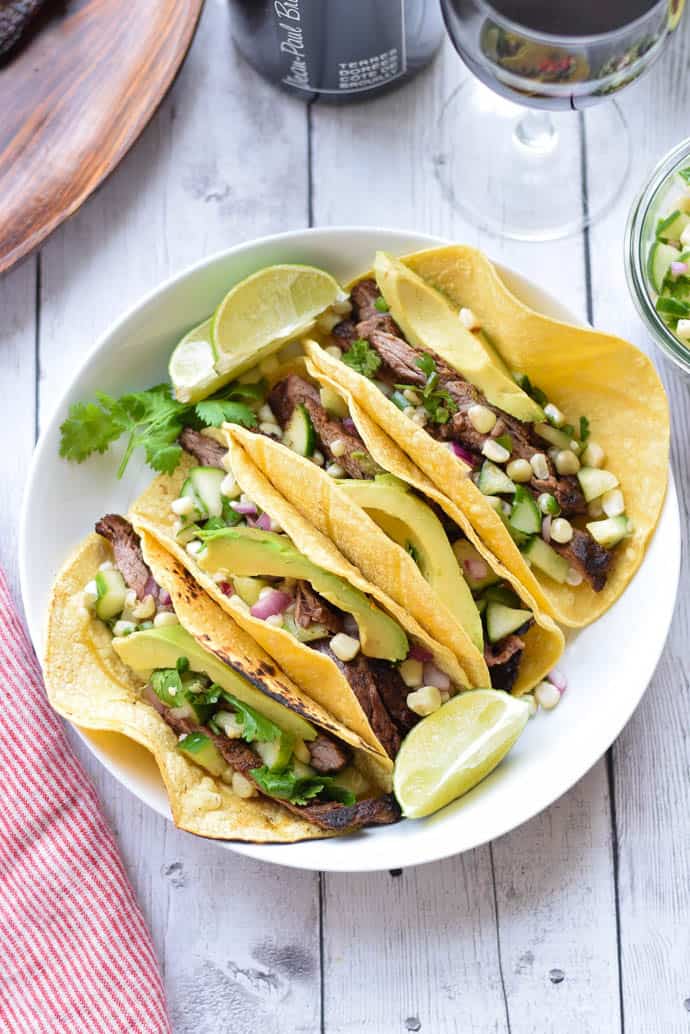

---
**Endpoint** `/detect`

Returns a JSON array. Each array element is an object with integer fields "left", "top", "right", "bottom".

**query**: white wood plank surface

[{"left": 1, "top": 2, "right": 687, "bottom": 1032}]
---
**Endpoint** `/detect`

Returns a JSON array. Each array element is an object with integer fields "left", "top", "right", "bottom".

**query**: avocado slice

[
  {"left": 177, "top": 731, "right": 227, "bottom": 777},
  {"left": 338, "top": 477, "right": 483, "bottom": 650},
  {"left": 196, "top": 526, "right": 408, "bottom": 662},
  {"left": 374, "top": 252, "right": 545, "bottom": 424},
  {"left": 112, "top": 624, "right": 316, "bottom": 742}
]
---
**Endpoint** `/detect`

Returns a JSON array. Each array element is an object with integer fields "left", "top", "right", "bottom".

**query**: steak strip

[
  {"left": 294, "top": 581, "right": 344, "bottom": 633},
  {"left": 269, "top": 375, "right": 376, "bottom": 479},
  {"left": 144, "top": 688, "right": 398, "bottom": 832},
  {"left": 307, "top": 733, "right": 350, "bottom": 774},
  {"left": 552, "top": 527, "right": 612, "bottom": 592},
  {"left": 179, "top": 427, "right": 227, "bottom": 469},
  {"left": 484, "top": 635, "right": 525, "bottom": 693},
  {"left": 95, "top": 515, "right": 155, "bottom": 600}
]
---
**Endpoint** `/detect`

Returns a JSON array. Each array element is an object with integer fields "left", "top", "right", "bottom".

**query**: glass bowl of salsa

[{"left": 626, "top": 135, "right": 690, "bottom": 376}]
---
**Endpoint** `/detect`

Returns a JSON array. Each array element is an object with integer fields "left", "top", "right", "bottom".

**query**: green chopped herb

[
  {"left": 512, "top": 371, "right": 547, "bottom": 408},
  {"left": 495, "top": 434, "right": 513, "bottom": 452},
  {"left": 579, "top": 415, "right": 590, "bottom": 445},
  {"left": 561, "top": 423, "right": 575, "bottom": 438},
  {"left": 679, "top": 167, "right": 690, "bottom": 184},
  {"left": 221, "top": 692, "right": 282, "bottom": 744},
  {"left": 374, "top": 296, "right": 390, "bottom": 313},
  {"left": 411, "top": 354, "right": 458, "bottom": 425},
  {"left": 342, "top": 339, "right": 382, "bottom": 379},
  {"left": 176, "top": 656, "right": 189, "bottom": 674},
  {"left": 250, "top": 765, "right": 356, "bottom": 807},
  {"left": 406, "top": 541, "right": 420, "bottom": 565}
]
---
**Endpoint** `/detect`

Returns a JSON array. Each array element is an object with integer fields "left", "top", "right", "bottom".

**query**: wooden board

[{"left": 0, "top": 0, "right": 203, "bottom": 274}]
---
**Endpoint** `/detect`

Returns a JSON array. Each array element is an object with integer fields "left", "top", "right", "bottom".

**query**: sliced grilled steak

[
  {"left": 95, "top": 514, "right": 154, "bottom": 600},
  {"left": 144, "top": 687, "right": 398, "bottom": 832},
  {"left": 366, "top": 330, "right": 427, "bottom": 385},
  {"left": 367, "top": 660, "right": 417, "bottom": 736},
  {"left": 332, "top": 319, "right": 359, "bottom": 347},
  {"left": 294, "top": 581, "right": 343, "bottom": 633},
  {"left": 312, "top": 641, "right": 402, "bottom": 758},
  {"left": 350, "top": 279, "right": 384, "bottom": 322},
  {"left": 269, "top": 374, "right": 376, "bottom": 478},
  {"left": 552, "top": 527, "right": 612, "bottom": 591},
  {"left": 484, "top": 635, "right": 525, "bottom": 693},
  {"left": 307, "top": 733, "right": 350, "bottom": 774},
  {"left": 0, "top": 0, "right": 49, "bottom": 59},
  {"left": 179, "top": 427, "right": 226, "bottom": 469}
]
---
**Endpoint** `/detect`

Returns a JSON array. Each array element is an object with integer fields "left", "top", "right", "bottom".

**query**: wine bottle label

[{"left": 272, "top": 0, "right": 407, "bottom": 94}]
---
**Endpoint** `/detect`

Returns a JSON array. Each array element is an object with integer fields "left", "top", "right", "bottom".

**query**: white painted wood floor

[{"left": 2, "top": 2, "right": 688, "bottom": 1030}]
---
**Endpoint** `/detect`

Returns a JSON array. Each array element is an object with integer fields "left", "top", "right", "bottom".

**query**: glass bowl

[{"left": 625, "top": 135, "right": 690, "bottom": 377}]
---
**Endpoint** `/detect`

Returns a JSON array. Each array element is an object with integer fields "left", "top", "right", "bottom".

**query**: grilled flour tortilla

[
  {"left": 305, "top": 246, "right": 669, "bottom": 628},
  {"left": 45, "top": 519, "right": 398, "bottom": 842},
  {"left": 129, "top": 433, "right": 481, "bottom": 763},
  {"left": 225, "top": 371, "right": 564, "bottom": 697}
]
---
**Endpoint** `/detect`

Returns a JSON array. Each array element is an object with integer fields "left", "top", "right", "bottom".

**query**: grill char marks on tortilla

[
  {"left": 179, "top": 427, "right": 227, "bottom": 469},
  {"left": 294, "top": 581, "right": 344, "bottom": 633},
  {"left": 143, "top": 687, "right": 398, "bottom": 832},
  {"left": 95, "top": 515, "right": 155, "bottom": 600},
  {"left": 552, "top": 527, "right": 612, "bottom": 592},
  {"left": 269, "top": 374, "right": 375, "bottom": 478},
  {"left": 312, "top": 642, "right": 403, "bottom": 758},
  {"left": 484, "top": 635, "right": 525, "bottom": 693},
  {"left": 345, "top": 279, "right": 608, "bottom": 588}
]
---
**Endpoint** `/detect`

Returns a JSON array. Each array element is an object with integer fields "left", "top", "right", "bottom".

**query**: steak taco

[
  {"left": 129, "top": 431, "right": 485, "bottom": 763},
  {"left": 303, "top": 246, "right": 669, "bottom": 628},
  {"left": 45, "top": 516, "right": 399, "bottom": 842},
  {"left": 221, "top": 365, "right": 564, "bottom": 697}
]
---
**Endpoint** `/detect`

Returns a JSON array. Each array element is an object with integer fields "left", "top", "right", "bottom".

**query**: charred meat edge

[
  {"left": 144, "top": 688, "right": 399, "bottom": 832},
  {"left": 339, "top": 280, "right": 613, "bottom": 591}
]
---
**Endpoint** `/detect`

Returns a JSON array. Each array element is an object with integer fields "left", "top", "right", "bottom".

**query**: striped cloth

[{"left": 0, "top": 568, "right": 171, "bottom": 1034}]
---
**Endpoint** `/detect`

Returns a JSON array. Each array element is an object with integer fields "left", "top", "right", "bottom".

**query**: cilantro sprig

[
  {"left": 60, "top": 380, "right": 265, "bottom": 478},
  {"left": 413, "top": 355, "right": 457, "bottom": 425},
  {"left": 342, "top": 339, "right": 382, "bottom": 379},
  {"left": 251, "top": 765, "right": 355, "bottom": 807},
  {"left": 215, "top": 692, "right": 282, "bottom": 745}
]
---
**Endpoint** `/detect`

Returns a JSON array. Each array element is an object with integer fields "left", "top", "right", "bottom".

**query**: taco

[
  {"left": 129, "top": 430, "right": 486, "bottom": 763},
  {"left": 222, "top": 365, "right": 564, "bottom": 697},
  {"left": 45, "top": 514, "right": 399, "bottom": 842},
  {"left": 302, "top": 246, "right": 668, "bottom": 628}
]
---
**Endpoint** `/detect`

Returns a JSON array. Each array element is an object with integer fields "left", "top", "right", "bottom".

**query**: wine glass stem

[{"left": 514, "top": 110, "right": 558, "bottom": 155}]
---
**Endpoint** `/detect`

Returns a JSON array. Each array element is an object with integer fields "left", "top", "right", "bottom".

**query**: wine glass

[{"left": 436, "top": 0, "right": 684, "bottom": 240}]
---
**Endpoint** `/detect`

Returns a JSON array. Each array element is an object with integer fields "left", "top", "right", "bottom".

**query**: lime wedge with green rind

[{"left": 393, "top": 689, "right": 529, "bottom": 819}]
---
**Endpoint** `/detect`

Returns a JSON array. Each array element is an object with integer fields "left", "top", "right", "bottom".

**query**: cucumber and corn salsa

[
  {"left": 647, "top": 165, "right": 690, "bottom": 345},
  {"left": 322, "top": 278, "right": 631, "bottom": 592},
  {"left": 79, "top": 515, "right": 399, "bottom": 833}
]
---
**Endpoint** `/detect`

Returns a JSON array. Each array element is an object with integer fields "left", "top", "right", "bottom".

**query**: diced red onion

[
  {"left": 250, "top": 512, "right": 272, "bottom": 531},
  {"left": 542, "top": 515, "right": 552, "bottom": 542},
  {"left": 143, "top": 575, "right": 159, "bottom": 600},
  {"left": 250, "top": 589, "right": 292, "bottom": 620},
  {"left": 423, "top": 661, "right": 451, "bottom": 691},
  {"left": 408, "top": 643, "right": 433, "bottom": 662},
  {"left": 232, "top": 501, "right": 258, "bottom": 516},
  {"left": 342, "top": 417, "right": 357, "bottom": 433},
  {"left": 343, "top": 614, "right": 359, "bottom": 636},
  {"left": 158, "top": 589, "right": 172, "bottom": 607},
  {"left": 671, "top": 261, "right": 688, "bottom": 278},
  {"left": 463, "top": 556, "right": 489, "bottom": 581},
  {"left": 547, "top": 668, "right": 567, "bottom": 693},
  {"left": 447, "top": 442, "right": 476, "bottom": 468},
  {"left": 218, "top": 581, "right": 234, "bottom": 597}
]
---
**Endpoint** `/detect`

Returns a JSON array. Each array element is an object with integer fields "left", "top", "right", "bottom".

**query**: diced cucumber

[
  {"left": 255, "top": 733, "right": 295, "bottom": 772},
  {"left": 509, "top": 485, "right": 541, "bottom": 536},
  {"left": 478, "top": 460, "right": 516, "bottom": 496},
  {"left": 534, "top": 422, "right": 573, "bottom": 450},
  {"left": 577, "top": 467, "right": 619, "bottom": 503},
  {"left": 189, "top": 466, "right": 225, "bottom": 518},
  {"left": 521, "top": 536, "right": 569, "bottom": 584},
  {"left": 451, "top": 539, "right": 501, "bottom": 592},
  {"left": 95, "top": 568, "right": 127, "bottom": 620},
  {"left": 647, "top": 240, "right": 680, "bottom": 293},
  {"left": 656, "top": 209, "right": 690, "bottom": 243},
  {"left": 177, "top": 732, "right": 227, "bottom": 778},
  {"left": 586, "top": 515, "right": 631, "bottom": 548},
  {"left": 485, "top": 602, "right": 532, "bottom": 644},
  {"left": 283, "top": 404, "right": 315, "bottom": 457},
  {"left": 476, "top": 597, "right": 487, "bottom": 615},
  {"left": 292, "top": 759, "right": 316, "bottom": 779},
  {"left": 482, "top": 584, "right": 521, "bottom": 609},
  {"left": 233, "top": 576, "right": 271, "bottom": 606},
  {"left": 319, "top": 387, "right": 349, "bottom": 419},
  {"left": 328, "top": 764, "right": 369, "bottom": 799},
  {"left": 282, "top": 613, "right": 332, "bottom": 643}
]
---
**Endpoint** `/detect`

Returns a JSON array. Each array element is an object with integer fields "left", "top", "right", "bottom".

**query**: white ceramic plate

[{"left": 20, "top": 227, "right": 679, "bottom": 873}]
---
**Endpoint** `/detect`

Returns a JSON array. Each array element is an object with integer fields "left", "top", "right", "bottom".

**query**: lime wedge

[
  {"left": 169, "top": 318, "right": 218, "bottom": 403},
  {"left": 393, "top": 689, "right": 529, "bottom": 819},
  {"left": 211, "top": 264, "right": 346, "bottom": 375}
]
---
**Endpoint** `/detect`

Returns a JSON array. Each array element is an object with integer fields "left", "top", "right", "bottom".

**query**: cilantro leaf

[
  {"left": 59, "top": 400, "right": 124, "bottom": 463},
  {"left": 374, "top": 296, "right": 390, "bottom": 313},
  {"left": 679, "top": 167, "right": 690, "bottom": 184},
  {"left": 342, "top": 339, "right": 382, "bottom": 379},
  {"left": 150, "top": 668, "right": 184, "bottom": 707},
  {"left": 250, "top": 765, "right": 356, "bottom": 807},
  {"left": 195, "top": 400, "right": 257, "bottom": 429},
  {"left": 221, "top": 692, "right": 282, "bottom": 744},
  {"left": 579, "top": 415, "right": 590, "bottom": 445},
  {"left": 415, "top": 354, "right": 435, "bottom": 378},
  {"left": 224, "top": 379, "right": 267, "bottom": 402}
]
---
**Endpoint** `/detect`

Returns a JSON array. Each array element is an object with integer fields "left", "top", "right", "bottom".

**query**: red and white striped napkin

[{"left": 0, "top": 568, "right": 171, "bottom": 1034}]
